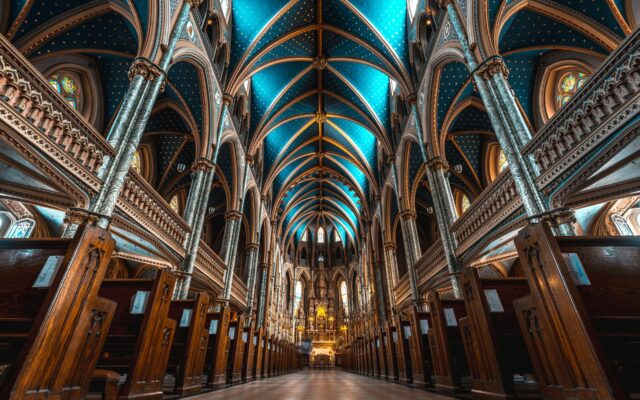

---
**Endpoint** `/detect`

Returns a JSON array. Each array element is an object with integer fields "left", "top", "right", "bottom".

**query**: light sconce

[
  {"left": 177, "top": 163, "right": 187, "bottom": 172},
  {"left": 426, "top": 206, "right": 434, "bottom": 214},
  {"left": 454, "top": 164, "right": 463, "bottom": 173}
]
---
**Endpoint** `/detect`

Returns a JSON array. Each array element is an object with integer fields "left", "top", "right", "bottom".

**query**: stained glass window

[
  {"left": 6, "top": 218, "right": 35, "bottom": 238},
  {"left": 497, "top": 150, "right": 508, "bottom": 173},
  {"left": 317, "top": 226, "right": 325, "bottom": 243},
  {"left": 301, "top": 229, "right": 308, "bottom": 242},
  {"left": 334, "top": 230, "right": 341, "bottom": 242},
  {"left": 48, "top": 74, "right": 80, "bottom": 110},
  {"left": 461, "top": 194, "right": 471, "bottom": 214},
  {"left": 340, "top": 280, "right": 349, "bottom": 316},
  {"left": 612, "top": 214, "right": 634, "bottom": 236},
  {"left": 294, "top": 280, "right": 303, "bottom": 314},
  {"left": 169, "top": 195, "right": 180, "bottom": 214},
  {"left": 556, "top": 70, "right": 589, "bottom": 108},
  {"left": 220, "top": 0, "right": 230, "bottom": 19},
  {"left": 408, "top": 0, "right": 420, "bottom": 20},
  {"left": 131, "top": 150, "right": 142, "bottom": 174}
]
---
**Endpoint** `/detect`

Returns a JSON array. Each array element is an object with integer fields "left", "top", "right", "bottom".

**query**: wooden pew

[
  {"left": 261, "top": 334, "right": 270, "bottom": 378},
  {"left": 407, "top": 307, "right": 434, "bottom": 389},
  {"left": 427, "top": 290, "right": 470, "bottom": 396},
  {"left": 242, "top": 319, "right": 256, "bottom": 382},
  {"left": 459, "top": 266, "right": 539, "bottom": 399},
  {"left": 0, "top": 221, "right": 116, "bottom": 399},
  {"left": 226, "top": 313, "right": 246, "bottom": 385},
  {"left": 514, "top": 222, "right": 640, "bottom": 400},
  {"left": 204, "top": 304, "right": 230, "bottom": 390},
  {"left": 384, "top": 321, "right": 399, "bottom": 381},
  {"left": 164, "top": 291, "right": 210, "bottom": 396},
  {"left": 364, "top": 330, "right": 372, "bottom": 375},
  {"left": 253, "top": 327, "right": 264, "bottom": 379},
  {"left": 377, "top": 326, "right": 389, "bottom": 380},
  {"left": 394, "top": 315, "right": 413, "bottom": 385},
  {"left": 92, "top": 269, "right": 177, "bottom": 399},
  {"left": 370, "top": 328, "right": 380, "bottom": 377}
]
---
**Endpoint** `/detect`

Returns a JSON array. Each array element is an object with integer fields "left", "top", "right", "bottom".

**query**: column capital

[
  {"left": 128, "top": 58, "right": 163, "bottom": 82},
  {"left": 225, "top": 209, "right": 243, "bottom": 221},
  {"left": 475, "top": 56, "right": 509, "bottom": 81},
  {"left": 383, "top": 241, "right": 396, "bottom": 251},
  {"left": 64, "top": 207, "right": 101, "bottom": 226},
  {"left": 529, "top": 207, "right": 576, "bottom": 228},
  {"left": 437, "top": 0, "right": 453, "bottom": 7},
  {"left": 399, "top": 209, "right": 417, "bottom": 221},
  {"left": 406, "top": 93, "right": 418, "bottom": 105},
  {"left": 386, "top": 154, "right": 396, "bottom": 165},
  {"left": 425, "top": 156, "right": 449, "bottom": 171},
  {"left": 222, "top": 93, "right": 235, "bottom": 107},
  {"left": 191, "top": 158, "right": 215, "bottom": 172},
  {"left": 246, "top": 242, "right": 260, "bottom": 251},
  {"left": 246, "top": 153, "right": 255, "bottom": 165}
]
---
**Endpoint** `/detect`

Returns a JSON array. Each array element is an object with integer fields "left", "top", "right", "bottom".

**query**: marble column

[
  {"left": 257, "top": 262, "right": 269, "bottom": 327},
  {"left": 92, "top": 0, "right": 202, "bottom": 229},
  {"left": 425, "top": 156, "right": 463, "bottom": 298},
  {"left": 382, "top": 241, "right": 399, "bottom": 312},
  {"left": 244, "top": 241, "right": 260, "bottom": 317},
  {"left": 221, "top": 209, "right": 243, "bottom": 301},
  {"left": 374, "top": 261, "right": 387, "bottom": 324},
  {"left": 399, "top": 209, "right": 421, "bottom": 305}
]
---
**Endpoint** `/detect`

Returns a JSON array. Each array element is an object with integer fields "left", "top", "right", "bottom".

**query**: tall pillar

[
  {"left": 257, "top": 262, "right": 269, "bottom": 327},
  {"left": 398, "top": 209, "right": 421, "bottom": 305},
  {"left": 382, "top": 241, "right": 399, "bottom": 312},
  {"left": 438, "top": 0, "right": 574, "bottom": 235},
  {"left": 244, "top": 241, "right": 260, "bottom": 317},
  {"left": 425, "top": 157, "right": 463, "bottom": 298},
  {"left": 92, "top": 0, "right": 203, "bottom": 229},
  {"left": 176, "top": 158, "right": 216, "bottom": 298},
  {"left": 221, "top": 209, "right": 243, "bottom": 301},
  {"left": 374, "top": 261, "right": 387, "bottom": 324}
]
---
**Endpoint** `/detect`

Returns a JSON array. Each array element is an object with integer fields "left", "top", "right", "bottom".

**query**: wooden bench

[
  {"left": 460, "top": 266, "right": 539, "bottom": 399},
  {"left": 260, "top": 334, "right": 270, "bottom": 378},
  {"left": 242, "top": 319, "right": 255, "bottom": 381},
  {"left": 384, "top": 321, "right": 399, "bottom": 381},
  {"left": 226, "top": 313, "right": 246, "bottom": 385},
  {"left": 92, "top": 270, "right": 177, "bottom": 399},
  {"left": 394, "top": 315, "right": 413, "bottom": 384},
  {"left": 377, "top": 326, "right": 389, "bottom": 380},
  {"left": 427, "top": 290, "right": 470, "bottom": 395},
  {"left": 370, "top": 328, "right": 381, "bottom": 378},
  {"left": 514, "top": 222, "right": 640, "bottom": 400},
  {"left": 204, "top": 304, "right": 230, "bottom": 390},
  {"left": 164, "top": 291, "right": 210, "bottom": 396},
  {"left": 0, "top": 221, "right": 116, "bottom": 399},
  {"left": 252, "top": 327, "right": 264, "bottom": 380},
  {"left": 407, "top": 307, "right": 434, "bottom": 389}
]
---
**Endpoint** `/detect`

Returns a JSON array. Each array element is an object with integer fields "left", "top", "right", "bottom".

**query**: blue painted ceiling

[{"left": 229, "top": 0, "right": 411, "bottom": 246}]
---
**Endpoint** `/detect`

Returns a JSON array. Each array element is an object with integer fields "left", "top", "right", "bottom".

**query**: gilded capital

[
  {"left": 314, "top": 111, "right": 327, "bottom": 123},
  {"left": 383, "top": 241, "right": 396, "bottom": 251},
  {"left": 536, "top": 207, "right": 577, "bottom": 228},
  {"left": 476, "top": 56, "right": 510, "bottom": 81},
  {"left": 225, "top": 209, "right": 243, "bottom": 221},
  {"left": 128, "top": 58, "right": 162, "bottom": 82},
  {"left": 222, "top": 93, "right": 235, "bottom": 107},
  {"left": 64, "top": 207, "right": 99, "bottom": 226},
  {"left": 191, "top": 158, "right": 215, "bottom": 172},
  {"left": 425, "top": 156, "right": 449, "bottom": 171},
  {"left": 312, "top": 56, "right": 328, "bottom": 70},
  {"left": 184, "top": 0, "right": 204, "bottom": 6},
  {"left": 246, "top": 242, "right": 260, "bottom": 252},
  {"left": 399, "top": 209, "right": 417, "bottom": 221}
]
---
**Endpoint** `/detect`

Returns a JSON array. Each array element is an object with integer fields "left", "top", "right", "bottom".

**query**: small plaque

[
  {"left": 229, "top": 326, "right": 236, "bottom": 340},
  {"left": 209, "top": 319, "right": 219, "bottom": 334},
  {"left": 420, "top": 319, "right": 430, "bottom": 334},
  {"left": 403, "top": 325, "right": 412, "bottom": 338},
  {"left": 376, "top": 339, "right": 380, "bottom": 348},
  {"left": 33, "top": 256, "right": 62, "bottom": 288},
  {"left": 444, "top": 308, "right": 458, "bottom": 327},
  {"left": 484, "top": 289, "right": 505, "bottom": 313},
  {"left": 253, "top": 336, "right": 258, "bottom": 346},
  {"left": 384, "top": 337, "right": 388, "bottom": 346},
  {"left": 180, "top": 309, "right": 192, "bottom": 327},
  {"left": 242, "top": 332, "right": 248, "bottom": 343},
  {"left": 130, "top": 291, "right": 150, "bottom": 314},
  {"left": 268, "top": 342, "right": 271, "bottom": 350},
  {"left": 563, "top": 253, "right": 591, "bottom": 285},
  {"left": 392, "top": 331, "right": 398, "bottom": 343}
]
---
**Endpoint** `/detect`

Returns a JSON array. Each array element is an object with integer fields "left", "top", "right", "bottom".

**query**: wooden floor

[{"left": 190, "top": 369, "right": 454, "bottom": 400}]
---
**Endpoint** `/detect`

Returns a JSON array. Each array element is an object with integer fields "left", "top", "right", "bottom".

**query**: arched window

[
  {"left": 612, "top": 214, "right": 635, "bottom": 236},
  {"left": 301, "top": 229, "right": 308, "bottom": 242},
  {"left": 455, "top": 190, "right": 471, "bottom": 216},
  {"left": 334, "top": 230, "right": 341, "bottom": 242},
  {"left": 6, "top": 218, "right": 35, "bottom": 238},
  {"left": 556, "top": 70, "right": 589, "bottom": 108},
  {"left": 48, "top": 73, "right": 80, "bottom": 110},
  {"left": 169, "top": 195, "right": 180, "bottom": 214},
  {"left": 131, "top": 150, "right": 142, "bottom": 174},
  {"left": 317, "top": 226, "right": 325, "bottom": 244},
  {"left": 461, "top": 194, "right": 471, "bottom": 214},
  {"left": 220, "top": 0, "right": 230, "bottom": 20},
  {"left": 294, "top": 280, "right": 303, "bottom": 314},
  {"left": 340, "top": 280, "right": 349, "bottom": 316},
  {"left": 497, "top": 150, "right": 508, "bottom": 173}
]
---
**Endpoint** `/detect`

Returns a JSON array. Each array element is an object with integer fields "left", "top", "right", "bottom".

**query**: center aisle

[{"left": 191, "top": 369, "right": 454, "bottom": 400}]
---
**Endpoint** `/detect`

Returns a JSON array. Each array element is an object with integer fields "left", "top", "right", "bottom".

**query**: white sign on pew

[
  {"left": 444, "top": 308, "right": 458, "bottom": 327},
  {"left": 209, "top": 319, "right": 219, "bottom": 334},
  {"left": 229, "top": 326, "right": 236, "bottom": 340},
  {"left": 180, "top": 308, "right": 192, "bottom": 327},
  {"left": 130, "top": 291, "right": 150, "bottom": 314},
  {"left": 403, "top": 325, "right": 412, "bottom": 338},
  {"left": 242, "top": 332, "right": 248, "bottom": 343},
  {"left": 420, "top": 319, "right": 430, "bottom": 334},
  {"left": 562, "top": 252, "right": 591, "bottom": 285},
  {"left": 33, "top": 256, "right": 62, "bottom": 288},
  {"left": 484, "top": 289, "right": 505, "bottom": 313}
]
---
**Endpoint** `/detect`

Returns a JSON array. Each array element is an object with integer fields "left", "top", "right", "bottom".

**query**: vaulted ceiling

[{"left": 228, "top": 0, "right": 412, "bottom": 247}]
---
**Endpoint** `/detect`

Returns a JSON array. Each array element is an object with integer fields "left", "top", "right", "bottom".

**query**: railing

[{"left": 195, "top": 240, "right": 226, "bottom": 287}]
